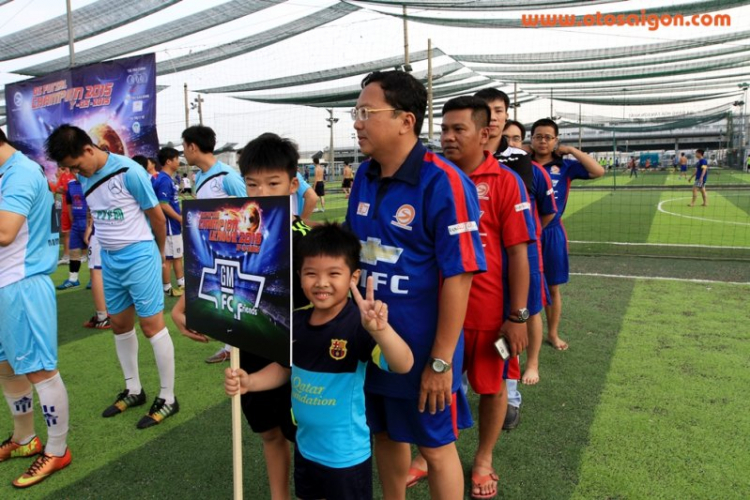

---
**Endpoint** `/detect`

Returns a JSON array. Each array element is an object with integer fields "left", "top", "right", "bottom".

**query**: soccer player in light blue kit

[
  {"left": 0, "top": 129, "right": 72, "bottom": 487},
  {"left": 180, "top": 125, "right": 248, "bottom": 364},
  {"left": 46, "top": 125, "right": 179, "bottom": 429}
]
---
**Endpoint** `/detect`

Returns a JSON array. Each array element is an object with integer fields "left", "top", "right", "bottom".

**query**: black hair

[
  {"left": 238, "top": 133, "right": 299, "bottom": 180},
  {"left": 312, "top": 157, "right": 320, "bottom": 165},
  {"left": 441, "top": 96, "right": 491, "bottom": 129},
  {"left": 296, "top": 222, "right": 361, "bottom": 274},
  {"left": 158, "top": 147, "right": 180, "bottom": 167},
  {"left": 531, "top": 118, "right": 559, "bottom": 137},
  {"left": 132, "top": 155, "right": 149, "bottom": 170},
  {"left": 474, "top": 88, "right": 510, "bottom": 110},
  {"left": 361, "top": 70, "right": 427, "bottom": 136},
  {"left": 503, "top": 119, "right": 526, "bottom": 140},
  {"left": 696, "top": 149, "right": 705, "bottom": 155},
  {"left": 181, "top": 125, "right": 216, "bottom": 154},
  {"left": 0, "top": 128, "right": 7, "bottom": 145},
  {"left": 45, "top": 124, "right": 94, "bottom": 162}
]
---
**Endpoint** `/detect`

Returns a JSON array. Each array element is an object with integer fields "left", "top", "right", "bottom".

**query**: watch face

[
  {"left": 432, "top": 359, "right": 447, "bottom": 372},
  {"left": 520, "top": 308, "right": 530, "bottom": 320}
]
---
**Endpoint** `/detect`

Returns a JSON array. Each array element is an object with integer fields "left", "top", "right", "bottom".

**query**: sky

[{"left": 2, "top": 0, "right": 750, "bottom": 151}]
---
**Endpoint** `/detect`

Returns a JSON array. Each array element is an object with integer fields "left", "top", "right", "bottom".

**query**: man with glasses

[
  {"left": 345, "top": 70, "right": 485, "bottom": 500},
  {"left": 530, "top": 119, "right": 604, "bottom": 351}
]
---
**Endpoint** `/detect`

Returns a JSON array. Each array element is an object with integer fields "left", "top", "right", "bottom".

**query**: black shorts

[
  {"left": 314, "top": 181, "right": 325, "bottom": 197},
  {"left": 342, "top": 178, "right": 353, "bottom": 189},
  {"left": 239, "top": 350, "right": 296, "bottom": 441},
  {"left": 294, "top": 447, "right": 372, "bottom": 500}
]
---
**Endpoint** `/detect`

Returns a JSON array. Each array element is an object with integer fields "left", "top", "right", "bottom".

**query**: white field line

[
  {"left": 568, "top": 240, "right": 749, "bottom": 250},
  {"left": 571, "top": 272, "right": 750, "bottom": 286},
  {"left": 657, "top": 197, "right": 750, "bottom": 227}
]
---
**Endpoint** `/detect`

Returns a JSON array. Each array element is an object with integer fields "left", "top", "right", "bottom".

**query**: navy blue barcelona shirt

[
  {"left": 345, "top": 141, "right": 486, "bottom": 399},
  {"left": 292, "top": 300, "right": 388, "bottom": 468}
]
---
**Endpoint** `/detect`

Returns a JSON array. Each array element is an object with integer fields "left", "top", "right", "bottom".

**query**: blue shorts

[
  {"left": 528, "top": 270, "right": 550, "bottom": 315},
  {"left": 680, "top": 165, "right": 687, "bottom": 172},
  {"left": 542, "top": 224, "right": 569, "bottom": 287},
  {"left": 69, "top": 223, "right": 87, "bottom": 251},
  {"left": 294, "top": 447, "right": 371, "bottom": 500},
  {"left": 365, "top": 391, "right": 471, "bottom": 447},
  {"left": 101, "top": 240, "right": 164, "bottom": 317},
  {"left": 0, "top": 275, "right": 58, "bottom": 374}
]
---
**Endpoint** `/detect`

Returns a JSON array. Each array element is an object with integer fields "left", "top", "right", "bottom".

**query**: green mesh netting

[
  {"left": 18, "top": 0, "right": 285, "bottom": 77},
  {"left": 0, "top": 0, "right": 180, "bottom": 61},
  {"left": 156, "top": 3, "right": 360, "bottom": 75}
]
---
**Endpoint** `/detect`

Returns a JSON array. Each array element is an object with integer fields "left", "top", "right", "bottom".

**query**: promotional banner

[
  {"left": 4, "top": 53, "right": 159, "bottom": 178},
  {"left": 183, "top": 196, "right": 292, "bottom": 367}
]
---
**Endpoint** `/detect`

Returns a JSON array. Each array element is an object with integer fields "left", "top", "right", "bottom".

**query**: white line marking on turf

[
  {"left": 568, "top": 240, "right": 749, "bottom": 250},
  {"left": 571, "top": 272, "right": 750, "bottom": 286},
  {"left": 657, "top": 197, "right": 750, "bottom": 226}
]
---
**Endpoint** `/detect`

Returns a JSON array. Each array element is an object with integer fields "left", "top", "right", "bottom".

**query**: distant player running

[
  {"left": 688, "top": 149, "right": 709, "bottom": 207},
  {"left": 46, "top": 124, "right": 179, "bottom": 429}
]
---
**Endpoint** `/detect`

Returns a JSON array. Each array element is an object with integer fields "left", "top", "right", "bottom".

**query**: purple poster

[{"left": 4, "top": 53, "right": 159, "bottom": 178}]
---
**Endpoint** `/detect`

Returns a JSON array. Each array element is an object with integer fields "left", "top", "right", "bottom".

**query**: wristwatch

[
  {"left": 508, "top": 307, "right": 530, "bottom": 324},
  {"left": 429, "top": 357, "right": 452, "bottom": 373}
]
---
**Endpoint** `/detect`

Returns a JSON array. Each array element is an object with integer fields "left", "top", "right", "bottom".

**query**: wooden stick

[{"left": 231, "top": 346, "right": 243, "bottom": 500}]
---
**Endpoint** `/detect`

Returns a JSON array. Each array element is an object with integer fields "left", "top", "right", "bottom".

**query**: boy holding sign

[{"left": 225, "top": 223, "right": 413, "bottom": 500}]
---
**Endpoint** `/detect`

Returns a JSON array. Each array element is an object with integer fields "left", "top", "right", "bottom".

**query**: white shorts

[
  {"left": 87, "top": 234, "right": 102, "bottom": 270},
  {"left": 165, "top": 234, "right": 184, "bottom": 260}
]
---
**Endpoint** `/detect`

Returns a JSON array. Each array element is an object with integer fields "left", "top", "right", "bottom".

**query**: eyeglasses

[
  {"left": 532, "top": 134, "right": 557, "bottom": 142},
  {"left": 350, "top": 107, "right": 400, "bottom": 121},
  {"left": 503, "top": 135, "right": 523, "bottom": 143}
]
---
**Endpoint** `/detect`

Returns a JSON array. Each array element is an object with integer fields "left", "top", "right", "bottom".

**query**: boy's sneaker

[
  {"left": 165, "top": 287, "right": 183, "bottom": 297},
  {"left": 56, "top": 280, "right": 80, "bottom": 290},
  {"left": 205, "top": 348, "right": 230, "bottom": 364},
  {"left": 102, "top": 389, "right": 147, "bottom": 418},
  {"left": 0, "top": 436, "right": 42, "bottom": 462},
  {"left": 83, "top": 314, "right": 111, "bottom": 329},
  {"left": 57, "top": 256, "right": 69, "bottom": 265},
  {"left": 12, "top": 448, "right": 72, "bottom": 488},
  {"left": 85, "top": 280, "right": 92, "bottom": 290},
  {"left": 137, "top": 398, "right": 179, "bottom": 429}
]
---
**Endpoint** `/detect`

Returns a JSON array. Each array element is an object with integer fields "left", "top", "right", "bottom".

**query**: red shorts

[
  {"left": 61, "top": 209, "right": 71, "bottom": 232},
  {"left": 464, "top": 329, "right": 520, "bottom": 394}
]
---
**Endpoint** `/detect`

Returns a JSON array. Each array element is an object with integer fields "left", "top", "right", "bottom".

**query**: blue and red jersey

[
  {"left": 345, "top": 141, "right": 485, "bottom": 399},
  {"left": 542, "top": 157, "right": 591, "bottom": 227},
  {"left": 65, "top": 178, "right": 88, "bottom": 227},
  {"left": 528, "top": 162, "right": 557, "bottom": 271},
  {"left": 152, "top": 171, "right": 182, "bottom": 236},
  {"left": 695, "top": 158, "right": 708, "bottom": 181},
  {"left": 466, "top": 153, "right": 534, "bottom": 331}
]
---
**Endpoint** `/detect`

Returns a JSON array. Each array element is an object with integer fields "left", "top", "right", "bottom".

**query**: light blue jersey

[
  {"left": 0, "top": 151, "right": 58, "bottom": 288},
  {"left": 194, "top": 161, "right": 245, "bottom": 199},
  {"left": 78, "top": 153, "right": 158, "bottom": 251}
]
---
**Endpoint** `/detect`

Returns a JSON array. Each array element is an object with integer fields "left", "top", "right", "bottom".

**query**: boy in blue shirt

[
  {"left": 224, "top": 223, "right": 413, "bottom": 500},
  {"left": 56, "top": 175, "right": 88, "bottom": 289},
  {"left": 688, "top": 149, "right": 709, "bottom": 207}
]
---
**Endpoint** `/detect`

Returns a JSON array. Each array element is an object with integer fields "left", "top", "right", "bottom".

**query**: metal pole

[
  {"left": 65, "top": 0, "right": 75, "bottom": 67},
  {"left": 184, "top": 84, "right": 189, "bottom": 128},
  {"left": 578, "top": 103, "right": 582, "bottom": 150},
  {"left": 513, "top": 83, "right": 518, "bottom": 122},
  {"left": 197, "top": 96, "right": 204, "bottom": 126},
  {"left": 328, "top": 109, "right": 335, "bottom": 172},
  {"left": 549, "top": 88, "right": 553, "bottom": 119},
  {"left": 612, "top": 131, "right": 617, "bottom": 190},
  {"left": 427, "top": 38, "right": 433, "bottom": 142},
  {"left": 403, "top": 6, "right": 409, "bottom": 67}
]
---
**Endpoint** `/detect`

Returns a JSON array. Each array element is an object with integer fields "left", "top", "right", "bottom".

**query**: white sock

[
  {"left": 114, "top": 330, "right": 142, "bottom": 394},
  {"left": 177, "top": 277, "right": 185, "bottom": 287},
  {"left": 3, "top": 388, "right": 35, "bottom": 445},
  {"left": 34, "top": 373, "right": 69, "bottom": 457},
  {"left": 163, "top": 283, "right": 172, "bottom": 292},
  {"left": 96, "top": 310, "right": 107, "bottom": 322},
  {"left": 224, "top": 344, "right": 231, "bottom": 353},
  {"left": 149, "top": 328, "right": 175, "bottom": 404},
  {"left": 70, "top": 272, "right": 79, "bottom": 282}
]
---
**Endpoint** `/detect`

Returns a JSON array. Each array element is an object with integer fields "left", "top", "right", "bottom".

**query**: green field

[
  {"left": 1, "top": 184, "right": 748, "bottom": 498},
  {"left": 2, "top": 260, "right": 748, "bottom": 499}
]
